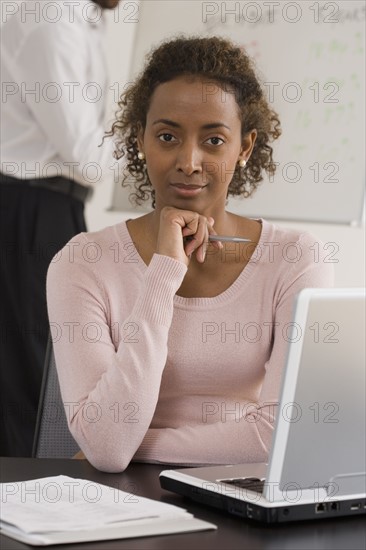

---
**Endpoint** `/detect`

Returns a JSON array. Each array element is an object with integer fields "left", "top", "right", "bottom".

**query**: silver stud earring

[
  {"left": 238, "top": 158, "right": 246, "bottom": 168},
  {"left": 137, "top": 152, "right": 145, "bottom": 161}
]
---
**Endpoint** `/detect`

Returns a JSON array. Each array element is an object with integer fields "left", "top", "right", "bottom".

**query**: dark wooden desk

[{"left": 1, "top": 458, "right": 365, "bottom": 550}]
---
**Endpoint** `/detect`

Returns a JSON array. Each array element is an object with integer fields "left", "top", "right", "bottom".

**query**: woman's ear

[{"left": 241, "top": 129, "right": 257, "bottom": 159}]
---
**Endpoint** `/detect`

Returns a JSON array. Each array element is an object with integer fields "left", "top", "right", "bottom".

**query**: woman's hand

[{"left": 156, "top": 206, "right": 222, "bottom": 266}]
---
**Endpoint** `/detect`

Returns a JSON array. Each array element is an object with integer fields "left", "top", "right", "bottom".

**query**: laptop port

[
  {"left": 330, "top": 502, "right": 340, "bottom": 511},
  {"left": 315, "top": 503, "right": 327, "bottom": 513},
  {"left": 229, "top": 506, "right": 245, "bottom": 518},
  {"left": 350, "top": 503, "right": 361, "bottom": 511}
]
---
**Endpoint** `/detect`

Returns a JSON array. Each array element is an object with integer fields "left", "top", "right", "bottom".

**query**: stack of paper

[{"left": 0, "top": 475, "right": 216, "bottom": 545}]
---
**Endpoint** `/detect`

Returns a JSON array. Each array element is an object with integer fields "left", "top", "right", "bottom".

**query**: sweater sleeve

[
  {"left": 46, "top": 234, "right": 187, "bottom": 472},
  {"left": 132, "top": 233, "right": 335, "bottom": 466}
]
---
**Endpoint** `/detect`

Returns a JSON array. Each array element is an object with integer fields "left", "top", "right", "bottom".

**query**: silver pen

[{"left": 208, "top": 235, "right": 252, "bottom": 243}]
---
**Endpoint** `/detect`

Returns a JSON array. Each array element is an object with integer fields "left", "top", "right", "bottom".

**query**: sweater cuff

[
  {"left": 133, "top": 430, "right": 161, "bottom": 461},
  {"left": 132, "top": 254, "right": 187, "bottom": 326}
]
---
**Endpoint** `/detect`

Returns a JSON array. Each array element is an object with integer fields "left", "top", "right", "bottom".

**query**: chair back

[{"left": 32, "top": 337, "right": 79, "bottom": 458}]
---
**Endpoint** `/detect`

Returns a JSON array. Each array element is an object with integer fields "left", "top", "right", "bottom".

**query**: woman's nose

[{"left": 175, "top": 142, "right": 202, "bottom": 176}]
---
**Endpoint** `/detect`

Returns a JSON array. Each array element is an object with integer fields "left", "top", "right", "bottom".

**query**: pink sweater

[{"left": 46, "top": 218, "right": 334, "bottom": 472}]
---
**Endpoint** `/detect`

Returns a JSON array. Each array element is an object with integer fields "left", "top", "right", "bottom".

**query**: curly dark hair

[{"left": 105, "top": 35, "right": 282, "bottom": 207}]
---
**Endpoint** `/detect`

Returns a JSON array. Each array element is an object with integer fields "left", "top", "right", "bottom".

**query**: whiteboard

[{"left": 110, "top": 0, "right": 365, "bottom": 224}]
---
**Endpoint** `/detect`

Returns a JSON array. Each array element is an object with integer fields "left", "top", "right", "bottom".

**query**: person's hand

[{"left": 156, "top": 206, "right": 222, "bottom": 266}]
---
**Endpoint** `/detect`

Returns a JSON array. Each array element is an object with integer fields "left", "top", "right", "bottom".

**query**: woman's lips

[{"left": 170, "top": 183, "right": 207, "bottom": 196}]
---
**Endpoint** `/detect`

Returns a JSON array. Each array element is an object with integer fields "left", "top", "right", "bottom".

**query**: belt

[{"left": 0, "top": 174, "right": 93, "bottom": 203}]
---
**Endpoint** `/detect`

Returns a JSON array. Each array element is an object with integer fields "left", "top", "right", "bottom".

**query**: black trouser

[{"left": 0, "top": 176, "right": 87, "bottom": 456}]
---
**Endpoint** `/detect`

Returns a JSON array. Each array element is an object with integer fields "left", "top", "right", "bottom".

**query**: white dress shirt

[{"left": 1, "top": 0, "right": 116, "bottom": 187}]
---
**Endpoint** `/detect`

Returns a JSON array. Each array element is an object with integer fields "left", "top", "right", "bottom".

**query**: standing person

[
  {"left": 0, "top": 0, "right": 122, "bottom": 456},
  {"left": 47, "top": 36, "right": 334, "bottom": 472}
]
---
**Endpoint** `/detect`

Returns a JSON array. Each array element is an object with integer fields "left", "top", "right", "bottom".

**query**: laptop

[{"left": 160, "top": 288, "right": 366, "bottom": 523}]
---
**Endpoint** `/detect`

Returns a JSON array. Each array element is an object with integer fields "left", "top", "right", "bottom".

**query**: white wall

[{"left": 85, "top": 4, "right": 365, "bottom": 288}]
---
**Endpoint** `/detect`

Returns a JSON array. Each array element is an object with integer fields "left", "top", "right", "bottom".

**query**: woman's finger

[
  {"left": 207, "top": 217, "right": 224, "bottom": 251},
  {"left": 192, "top": 216, "right": 210, "bottom": 263}
]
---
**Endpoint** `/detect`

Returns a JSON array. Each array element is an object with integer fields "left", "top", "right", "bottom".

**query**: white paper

[{"left": 0, "top": 475, "right": 190, "bottom": 535}]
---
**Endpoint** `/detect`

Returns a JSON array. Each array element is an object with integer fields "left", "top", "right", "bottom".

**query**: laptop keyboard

[{"left": 218, "top": 477, "right": 265, "bottom": 493}]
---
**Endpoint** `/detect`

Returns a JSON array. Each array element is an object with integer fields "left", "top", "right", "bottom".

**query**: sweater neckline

[{"left": 117, "top": 217, "right": 270, "bottom": 308}]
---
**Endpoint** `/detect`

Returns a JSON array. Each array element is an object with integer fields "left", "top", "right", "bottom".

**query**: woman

[{"left": 47, "top": 36, "right": 334, "bottom": 472}]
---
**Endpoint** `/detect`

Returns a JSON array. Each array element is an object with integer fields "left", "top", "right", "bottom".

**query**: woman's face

[
  {"left": 138, "top": 75, "right": 256, "bottom": 215},
  {"left": 93, "top": 0, "right": 120, "bottom": 8}
]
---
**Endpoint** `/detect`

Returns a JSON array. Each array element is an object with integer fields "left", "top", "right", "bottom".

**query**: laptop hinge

[
  {"left": 263, "top": 484, "right": 328, "bottom": 503},
  {"left": 329, "top": 472, "right": 366, "bottom": 496}
]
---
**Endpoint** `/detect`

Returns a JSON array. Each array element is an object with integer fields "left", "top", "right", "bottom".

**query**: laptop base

[{"left": 160, "top": 474, "right": 366, "bottom": 524}]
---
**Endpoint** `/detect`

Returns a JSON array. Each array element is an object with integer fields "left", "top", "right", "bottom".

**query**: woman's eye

[
  {"left": 158, "top": 133, "right": 176, "bottom": 142},
  {"left": 206, "top": 137, "right": 224, "bottom": 146}
]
